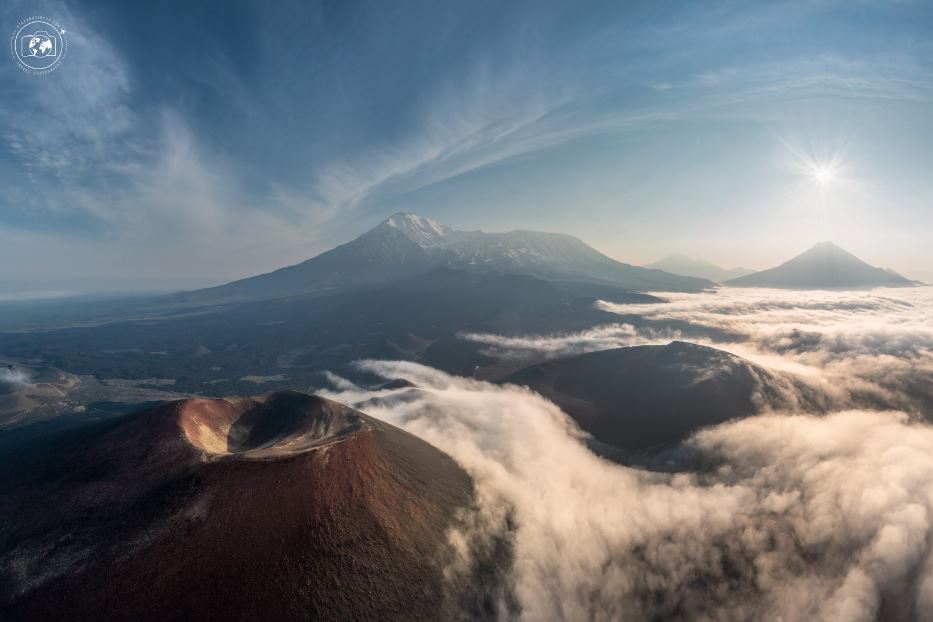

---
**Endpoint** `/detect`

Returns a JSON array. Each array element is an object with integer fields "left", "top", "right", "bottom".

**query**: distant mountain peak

[
  {"left": 726, "top": 241, "right": 915, "bottom": 289},
  {"left": 805, "top": 240, "right": 848, "bottom": 254},
  {"left": 646, "top": 254, "right": 754, "bottom": 282},
  {"left": 791, "top": 241, "right": 872, "bottom": 265},
  {"left": 380, "top": 211, "right": 451, "bottom": 248}
]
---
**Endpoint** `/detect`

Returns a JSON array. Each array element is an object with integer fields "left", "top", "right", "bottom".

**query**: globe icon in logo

[
  {"left": 26, "top": 32, "right": 55, "bottom": 57},
  {"left": 11, "top": 18, "right": 67, "bottom": 74}
]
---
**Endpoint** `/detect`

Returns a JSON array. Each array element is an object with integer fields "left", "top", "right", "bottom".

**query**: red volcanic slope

[{"left": 0, "top": 391, "right": 484, "bottom": 621}]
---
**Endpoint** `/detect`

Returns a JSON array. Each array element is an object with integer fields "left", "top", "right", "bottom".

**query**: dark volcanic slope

[
  {"left": 0, "top": 392, "right": 487, "bottom": 621},
  {"left": 180, "top": 223, "right": 437, "bottom": 305},
  {"left": 726, "top": 241, "right": 916, "bottom": 289},
  {"left": 505, "top": 341, "right": 817, "bottom": 452},
  {"left": 0, "top": 269, "right": 639, "bottom": 407}
]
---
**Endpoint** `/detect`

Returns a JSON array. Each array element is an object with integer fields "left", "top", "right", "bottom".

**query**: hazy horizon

[{"left": 1, "top": 210, "right": 929, "bottom": 301}]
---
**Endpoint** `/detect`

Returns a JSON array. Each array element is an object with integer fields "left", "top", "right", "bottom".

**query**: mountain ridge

[
  {"left": 177, "top": 211, "right": 712, "bottom": 304},
  {"left": 646, "top": 253, "right": 754, "bottom": 282}
]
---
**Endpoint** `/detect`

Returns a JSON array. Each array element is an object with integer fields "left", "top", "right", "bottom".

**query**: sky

[{"left": 1, "top": 0, "right": 932, "bottom": 296}]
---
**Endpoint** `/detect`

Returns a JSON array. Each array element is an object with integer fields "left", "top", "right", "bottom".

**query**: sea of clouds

[
  {"left": 322, "top": 286, "right": 933, "bottom": 620},
  {"left": 469, "top": 287, "right": 933, "bottom": 417}
]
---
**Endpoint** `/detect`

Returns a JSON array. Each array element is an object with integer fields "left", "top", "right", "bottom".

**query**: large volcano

[
  {"left": 179, "top": 211, "right": 710, "bottom": 305},
  {"left": 0, "top": 392, "right": 501, "bottom": 621}
]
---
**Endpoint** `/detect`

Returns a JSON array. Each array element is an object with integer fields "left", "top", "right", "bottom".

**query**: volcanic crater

[
  {"left": 0, "top": 391, "right": 501, "bottom": 621},
  {"left": 178, "top": 391, "right": 368, "bottom": 458}
]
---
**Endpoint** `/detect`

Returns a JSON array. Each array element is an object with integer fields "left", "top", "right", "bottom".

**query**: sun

[
  {"left": 780, "top": 140, "right": 850, "bottom": 194},
  {"left": 811, "top": 164, "right": 837, "bottom": 186}
]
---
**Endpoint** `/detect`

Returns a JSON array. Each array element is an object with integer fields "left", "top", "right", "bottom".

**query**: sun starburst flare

[{"left": 775, "top": 138, "right": 858, "bottom": 203}]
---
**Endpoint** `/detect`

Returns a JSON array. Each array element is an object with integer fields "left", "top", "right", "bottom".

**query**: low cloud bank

[
  {"left": 458, "top": 323, "right": 680, "bottom": 359},
  {"left": 0, "top": 367, "right": 31, "bottom": 394},
  {"left": 322, "top": 361, "right": 933, "bottom": 621},
  {"left": 597, "top": 287, "right": 933, "bottom": 362},
  {"left": 600, "top": 287, "right": 933, "bottom": 415}
]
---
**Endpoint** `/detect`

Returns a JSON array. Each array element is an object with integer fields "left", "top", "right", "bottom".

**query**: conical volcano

[{"left": 726, "top": 242, "right": 916, "bottom": 289}]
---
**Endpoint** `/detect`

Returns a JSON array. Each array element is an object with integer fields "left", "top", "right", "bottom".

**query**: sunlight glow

[
  {"left": 811, "top": 163, "right": 838, "bottom": 187},
  {"left": 772, "top": 137, "right": 867, "bottom": 240}
]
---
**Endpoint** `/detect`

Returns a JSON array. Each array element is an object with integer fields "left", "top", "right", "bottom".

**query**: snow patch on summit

[{"left": 383, "top": 212, "right": 451, "bottom": 248}]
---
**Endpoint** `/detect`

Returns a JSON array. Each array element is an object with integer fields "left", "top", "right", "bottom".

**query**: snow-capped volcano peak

[{"left": 381, "top": 211, "right": 451, "bottom": 248}]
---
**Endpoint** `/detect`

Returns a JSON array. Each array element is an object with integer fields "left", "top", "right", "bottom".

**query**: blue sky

[{"left": 1, "top": 0, "right": 932, "bottom": 295}]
